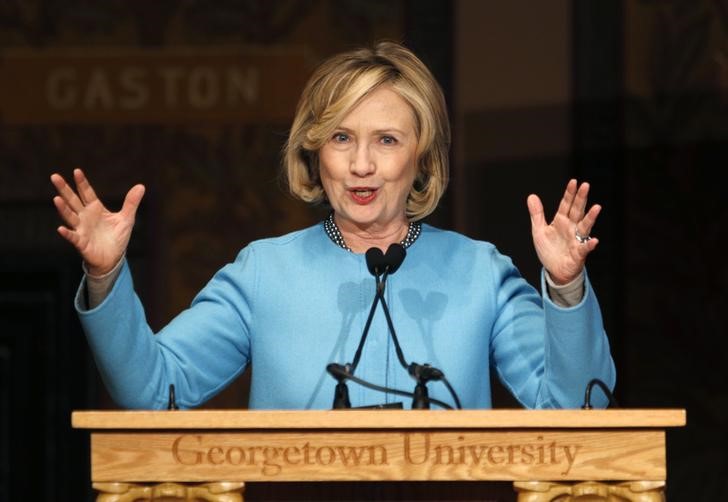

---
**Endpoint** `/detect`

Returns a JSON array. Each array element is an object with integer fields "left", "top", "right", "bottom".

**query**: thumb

[
  {"left": 120, "top": 184, "right": 146, "bottom": 220},
  {"left": 527, "top": 194, "right": 546, "bottom": 231}
]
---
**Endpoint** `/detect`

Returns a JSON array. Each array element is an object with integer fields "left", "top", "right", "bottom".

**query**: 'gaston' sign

[
  {"left": 0, "top": 46, "right": 311, "bottom": 124},
  {"left": 90, "top": 430, "right": 665, "bottom": 482}
]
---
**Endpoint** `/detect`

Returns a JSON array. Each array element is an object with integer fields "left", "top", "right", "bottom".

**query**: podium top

[{"left": 72, "top": 408, "right": 686, "bottom": 430}]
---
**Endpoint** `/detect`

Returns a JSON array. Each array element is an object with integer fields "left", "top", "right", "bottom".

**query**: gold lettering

[
  {"left": 262, "top": 447, "right": 282, "bottom": 476},
  {"left": 487, "top": 445, "right": 504, "bottom": 464},
  {"left": 549, "top": 442, "right": 557, "bottom": 464},
  {"left": 456, "top": 444, "right": 466, "bottom": 464},
  {"left": 468, "top": 445, "right": 486, "bottom": 464},
  {"left": 165, "top": 437, "right": 580, "bottom": 475},
  {"left": 188, "top": 67, "right": 218, "bottom": 109},
  {"left": 283, "top": 446, "right": 300, "bottom": 465},
  {"left": 158, "top": 67, "right": 184, "bottom": 107},
  {"left": 521, "top": 444, "right": 535, "bottom": 464},
  {"left": 403, "top": 433, "right": 430, "bottom": 465},
  {"left": 336, "top": 446, "right": 365, "bottom": 466},
  {"left": 368, "top": 445, "right": 388, "bottom": 465},
  {"left": 562, "top": 445, "right": 579, "bottom": 475},
  {"left": 207, "top": 446, "right": 224, "bottom": 465},
  {"left": 226, "top": 67, "right": 258, "bottom": 105},
  {"left": 537, "top": 436, "right": 546, "bottom": 464},
  {"left": 171, "top": 435, "right": 202, "bottom": 465},
  {"left": 302, "top": 442, "right": 313, "bottom": 464},
  {"left": 83, "top": 69, "right": 113, "bottom": 109},
  {"left": 46, "top": 68, "right": 77, "bottom": 109},
  {"left": 119, "top": 67, "right": 148, "bottom": 109},
  {"left": 247, "top": 446, "right": 261, "bottom": 465},
  {"left": 434, "top": 444, "right": 454, "bottom": 464},
  {"left": 316, "top": 446, "right": 335, "bottom": 465},
  {"left": 226, "top": 446, "right": 245, "bottom": 465}
]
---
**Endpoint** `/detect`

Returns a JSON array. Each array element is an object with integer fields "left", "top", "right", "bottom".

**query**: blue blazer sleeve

[
  {"left": 76, "top": 248, "right": 256, "bottom": 409},
  {"left": 487, "top": 248, "right": 616, "bottom": 409}
]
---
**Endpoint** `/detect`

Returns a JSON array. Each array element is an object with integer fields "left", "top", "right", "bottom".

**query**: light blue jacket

[{"left": 76, "top": 223, "right": 616, "bottom": 409}]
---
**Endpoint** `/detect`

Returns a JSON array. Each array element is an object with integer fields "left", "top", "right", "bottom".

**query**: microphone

[
  {"left": 366, "top": 247, "right": 386, "bottom": 276},
  {"left": 383, "top": 243, "right": 405, "bottom": 274},
  {"left": 367, "top": 244, "right": 405, "bottom": 277}
]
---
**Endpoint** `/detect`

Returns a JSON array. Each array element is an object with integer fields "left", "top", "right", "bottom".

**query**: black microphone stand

[
  {"left": 332, "top": 373, "right": 352, "bottom": 409},
  {"left": 407, "top": 364, "right": 440, "bottom": 409}
]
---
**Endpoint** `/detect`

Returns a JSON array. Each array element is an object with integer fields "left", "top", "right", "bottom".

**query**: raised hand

[
  {"left": 527, "top": 179, "right": 600, "bottom": 285},
  {"left": 50, "top": 168, "right": 145, "bottom": 276}
]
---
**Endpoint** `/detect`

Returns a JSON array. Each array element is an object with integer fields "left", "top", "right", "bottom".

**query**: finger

[
  {"left": 50, "top": 172, "right": 84, "bottom": 212},
  {"left": 569, "top": 181, "right": 590, "bottom": 221},
  {"left": 576, "top": 204, "right": 601, "bottom": 237},
  {"left": 120, "top": 184, "right": 146, "bottom": 219},
  {"left": 52, "top": 195, "right": 81, "bottom": 228},
  {"left": 73, "top": 168, "right": 100, "bottom": 206},
  {"left": 556, "top": 179, "right": 578, "bottom": 218},
  {"left": 57, "top": 225, "right": 83, "bottom": 249},
  {"left": 575, "top": 232, "right": 599, "bottom": 255},
  {"left": 527, "top": 194, "right": 546, "bottom": 231},
  {"left": 580, "top": 236, "right": 599, "bottom": 255}
]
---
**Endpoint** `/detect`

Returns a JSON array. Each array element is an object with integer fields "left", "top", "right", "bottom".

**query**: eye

[
  {"left": 380, "top": 135, "right": 398, "bottom": 145},
  {"left": 332, "top": 132, "right": 350, "bottom": 143}
]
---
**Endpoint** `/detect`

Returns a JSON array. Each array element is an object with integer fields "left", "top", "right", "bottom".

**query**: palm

[
  {"left": 72, "top": 199, "right": 135, "bottom": 270},
  {"left": 51, "top": 169, "right": 145, "bottom": 275},
  {"left": 527, "top": 180, "right": 600, "bottom": 285}
]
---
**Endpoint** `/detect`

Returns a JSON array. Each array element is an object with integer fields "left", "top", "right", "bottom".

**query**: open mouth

[{"left": 349, "top": 187, "right": 378, "bottom": 204}]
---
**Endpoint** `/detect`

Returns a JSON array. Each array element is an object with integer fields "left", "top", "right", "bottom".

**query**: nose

[{"left": 349, "top": 142, "right": 375, "bottom": 177}]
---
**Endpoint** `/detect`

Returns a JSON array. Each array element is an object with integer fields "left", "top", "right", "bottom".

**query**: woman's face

[{"left": 319, "top": 85, "right": 418, "bottom": 234}]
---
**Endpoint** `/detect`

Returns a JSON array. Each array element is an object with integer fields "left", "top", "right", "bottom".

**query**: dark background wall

[{"left": 0, "top": 0, "right": 726, "bottom": 500}]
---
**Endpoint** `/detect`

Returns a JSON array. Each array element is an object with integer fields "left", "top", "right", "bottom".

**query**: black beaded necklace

[{"left": 323, "top": 212, "right": 421, "bottom": 252}]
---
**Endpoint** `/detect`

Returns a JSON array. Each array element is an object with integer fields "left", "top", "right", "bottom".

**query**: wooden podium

[{"left": 72, "top": 409, "right": 685, "bottom": 501}]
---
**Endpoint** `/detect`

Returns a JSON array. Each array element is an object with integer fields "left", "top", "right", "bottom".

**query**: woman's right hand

[{"left": 50, "top": 168, "right": 145, "bottom": 276}]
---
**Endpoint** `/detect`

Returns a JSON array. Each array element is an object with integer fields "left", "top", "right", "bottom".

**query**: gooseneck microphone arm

[
  {"left": 375, "top": 245, "right": 462, "bottom": 409},
  {"left": 349, "top": 247, "right": 388, "bottom": 373},
  {"left": 373, "top": 271, "right": 409, "bottom": 371},
  {"left": 349, "top": 282, "right": 382, "bottom": 373}
]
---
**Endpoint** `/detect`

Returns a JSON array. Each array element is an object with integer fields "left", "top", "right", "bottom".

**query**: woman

[{"left": 50, "top": 42, "right": 615, "bottom": 410}]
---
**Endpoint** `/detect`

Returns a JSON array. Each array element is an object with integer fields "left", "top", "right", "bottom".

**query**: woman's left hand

[{"left": 527, "top": 179, "right": 601, "bottom": 285}]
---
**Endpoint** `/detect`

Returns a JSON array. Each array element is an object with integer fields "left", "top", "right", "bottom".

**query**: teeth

[{"left": 354, "top": 190, "right": 373, "bottom": 197}]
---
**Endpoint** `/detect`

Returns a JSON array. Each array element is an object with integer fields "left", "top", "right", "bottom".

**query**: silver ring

[{"left": 575, "top": 231, "right": 591, "bottom": 244}]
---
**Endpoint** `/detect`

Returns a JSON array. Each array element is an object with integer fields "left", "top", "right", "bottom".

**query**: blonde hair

[{"left": 283, "top": 41, "right": 450, "bottom": 221}]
